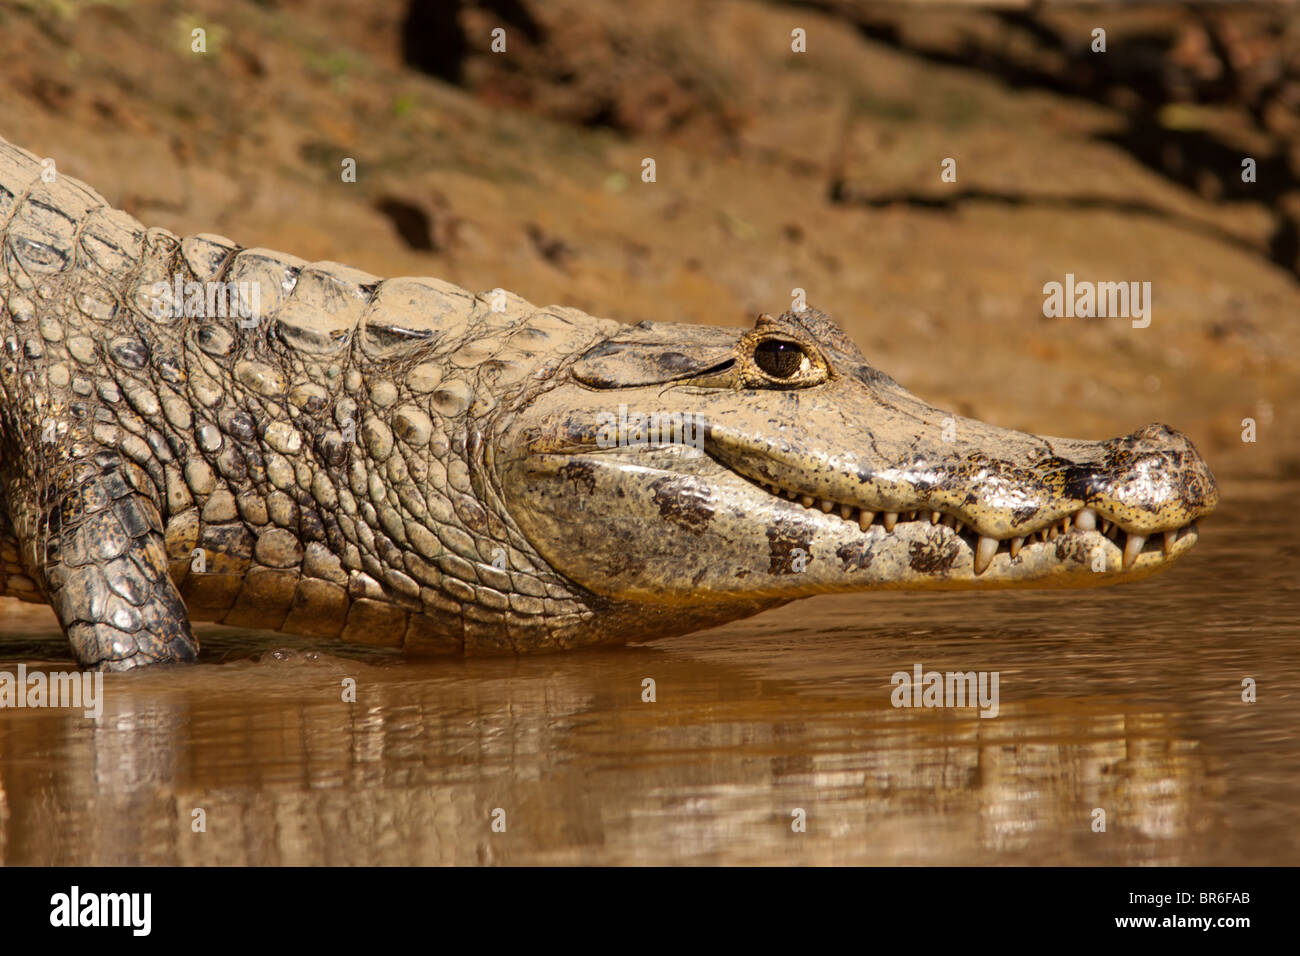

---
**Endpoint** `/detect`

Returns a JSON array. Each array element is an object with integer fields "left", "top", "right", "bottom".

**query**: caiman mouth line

[{"left": 739, "top": 473, "right": 1200, "bottom": 574}]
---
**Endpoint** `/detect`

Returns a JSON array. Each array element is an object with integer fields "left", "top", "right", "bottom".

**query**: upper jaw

[
  {"left": 700, "top": 419, "right": 1217, "bottom": 578},
  {"left": 510, "top": 442, "right": 1202, "bottom": 598},
  {"left": 744, "top": 476, "right": 1201, "bottom": 576}
]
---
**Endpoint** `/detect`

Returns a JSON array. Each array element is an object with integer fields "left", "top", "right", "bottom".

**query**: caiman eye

[{"left": 753, "top": 339, "right": 806, "bottom": 379}]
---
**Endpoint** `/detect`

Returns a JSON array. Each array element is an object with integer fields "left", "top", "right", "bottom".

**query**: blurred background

[
  {"left": 1, "top": 1, "right": 1298, "bottom": 866},
  {"left": 2, "top": 0, "right": 1296, "bottom": 475}
]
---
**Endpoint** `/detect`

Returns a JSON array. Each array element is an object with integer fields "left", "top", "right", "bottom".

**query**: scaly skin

[{"left": 0, "top": 137, "right": 1219, "bottom": 670}]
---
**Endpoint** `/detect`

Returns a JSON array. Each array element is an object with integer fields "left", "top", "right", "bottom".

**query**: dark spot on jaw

[
  {"left": 559, "top": 460, "right": 597, "bottom": 496},
  {"left": 835, "top": 539, "right": 875, "bottom": 572},
  {"left": 907, "top": 529, "right": 961, "bottom": 573},
  {"left": 766, "top": 519, "right": 813, "bottom": 575},
  {"left": 1055, "top": 534, "right": 1092, "bottom": 564},
  {"left": 649, "top": 475, "right": 714, "bottom": 534},
  {"left": 604, "top": 547, "right": 646, "bottom": 579},
  {"left": 1011, "top": 505, "right": 1038, "bottom": 525}
]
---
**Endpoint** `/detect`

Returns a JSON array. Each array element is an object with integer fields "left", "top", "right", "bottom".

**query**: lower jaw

[
  {"left": 608, "top": 519, "right": 1199, "bottom": 603},
  {"left": 825, "top": 521, "right": 1199, "bottom": 592},
  {"left": 511, "top": 453, "right": 1200, "bottom": 604}
]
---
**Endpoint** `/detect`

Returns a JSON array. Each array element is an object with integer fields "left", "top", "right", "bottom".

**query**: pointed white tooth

[
  {"left": 1047, "top": 525, "right": 1058, "bottom": 539},
  {"left": 1075, "top": 507, "right": 1097, "bottom": 531},
  {"left": 859, "top": 511, "right": 875, "bottom": 531},
  {"left": 883, "top": 512, "right": 898, "bottom": 532},
  {"left": 840, "top": 504, "right": 854, "bottom": 520},
  {"left": 1100, "top": 519, "right": 1112, "bottom": 535},
  {"left": 974, "top": 535, "right": 998, "bottom": 575},
  {"left": 1009, "top": 536, "right": 1024, "bottom": 558},
  {"left": 801, "top": 495, "right": 815, "bottom": 508},
  {"left": 1163, "top": 530, "right": 1177, "bottom": 555},
  {"left": 930, "top": 511, "right": 941, "bottom": 524},
  {"left": 1123, "top": 533, "right": 1146, "bottom": 570},
  {"left": 819, "top": 498, "right": 834, "bottom": 513},
  {"left": 954, "top": 521, "right": 965, "bottom": 535}
]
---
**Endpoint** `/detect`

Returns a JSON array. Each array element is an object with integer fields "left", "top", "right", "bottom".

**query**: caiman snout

[
  {"left": 503, "top": 305, "right": 1219, "bottom": 610},
  {"left": 1084, "top": 422, "right": 1220, "bottom": 534}
]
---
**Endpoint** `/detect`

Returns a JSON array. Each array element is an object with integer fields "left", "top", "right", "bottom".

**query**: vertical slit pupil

[{"left": 754, "top": 340, "right": 804, "bottom": 378}]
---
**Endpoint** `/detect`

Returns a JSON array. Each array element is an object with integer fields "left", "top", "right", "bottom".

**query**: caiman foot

[{"left": 40, "top": 455, "right": 199, "bottom": 671}]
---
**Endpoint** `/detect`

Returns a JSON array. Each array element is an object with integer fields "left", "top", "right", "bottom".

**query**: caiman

[{"left": 0, "top": 136, "right": 1219, "bottom": 670}]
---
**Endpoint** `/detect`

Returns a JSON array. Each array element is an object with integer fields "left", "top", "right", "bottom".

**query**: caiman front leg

[{"left": 35, "top": 453, "right": 197, "bottom": 671}]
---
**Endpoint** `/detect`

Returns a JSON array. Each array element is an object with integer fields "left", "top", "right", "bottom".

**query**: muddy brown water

[{"left": 0, "top": 478, "right": 1294, "bottom": 865}]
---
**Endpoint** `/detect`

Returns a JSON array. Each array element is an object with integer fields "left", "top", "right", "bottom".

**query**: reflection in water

[{"left": 0, "top": 479, "right": 1294, "bottom": 865}]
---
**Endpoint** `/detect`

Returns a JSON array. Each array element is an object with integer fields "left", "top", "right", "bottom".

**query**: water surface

[{"left": 0, "top": 478, "right": 1294, "bottom": 864}]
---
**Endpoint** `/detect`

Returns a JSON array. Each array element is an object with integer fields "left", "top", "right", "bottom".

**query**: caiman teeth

[
  {"left": 973, "top": 535, "right": 999, "bottom": 575},
  {"left": 750, "top": 478, "right": 1198, "bottom": 571},
  {"left": 1123, "top": 533, "right": 1147, "bottom": 570}
]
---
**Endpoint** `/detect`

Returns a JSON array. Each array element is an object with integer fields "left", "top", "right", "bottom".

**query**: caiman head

[{"left": 497, "top": 307, "right": 1218, "bottom": 633}]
